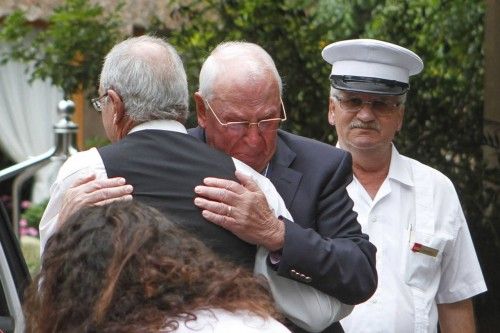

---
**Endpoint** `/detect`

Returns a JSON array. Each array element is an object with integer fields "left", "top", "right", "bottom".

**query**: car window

[{"left": 0, "top": 201, "right": 29, "bottom": 333}]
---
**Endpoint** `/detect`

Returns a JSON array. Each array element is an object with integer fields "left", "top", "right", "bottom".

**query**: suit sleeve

[{"left": 277, "top": 152, "right": 377, "bottom": 305}]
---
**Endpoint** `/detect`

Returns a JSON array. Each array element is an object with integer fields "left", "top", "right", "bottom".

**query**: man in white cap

[{"left": 322, "top": 39, "right": 487, "bottom": 333}]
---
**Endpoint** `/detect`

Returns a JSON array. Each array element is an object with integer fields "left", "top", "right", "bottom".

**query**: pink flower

[
  {"left": 26, "top": 227, "right": 39, "bottom": 237},
  {"left": 19, "top": 219, "right": 38, "bottom": 237}
]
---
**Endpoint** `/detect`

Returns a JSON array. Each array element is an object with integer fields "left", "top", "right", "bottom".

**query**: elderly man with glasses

[
  {"left": 322, "top": 39, "right": 486, "bottom": 333},
  {"left": 189, "top": 41, "right": 377, "bottom": 333}
]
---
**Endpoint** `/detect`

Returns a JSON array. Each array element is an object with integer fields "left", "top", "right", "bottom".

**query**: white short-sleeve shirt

[{"left": 340, "top": 145, "right": 486, "bottom": 333}]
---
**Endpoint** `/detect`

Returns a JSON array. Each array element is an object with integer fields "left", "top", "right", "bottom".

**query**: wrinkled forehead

[
  {"left": 216, "top": 65, "right": 278, "bottom": 92},
  {"left": 213, "top": 71, "right": 280, "bottom": 105}
]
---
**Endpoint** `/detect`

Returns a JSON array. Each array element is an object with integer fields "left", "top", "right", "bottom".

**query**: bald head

[{"left": 199, "top": 42, "right": 282, "bottom": 101}]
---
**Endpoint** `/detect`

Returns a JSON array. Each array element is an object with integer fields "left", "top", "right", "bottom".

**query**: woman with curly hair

[{"left": 23, "top": 201, "right": 290, "bottom": 332}]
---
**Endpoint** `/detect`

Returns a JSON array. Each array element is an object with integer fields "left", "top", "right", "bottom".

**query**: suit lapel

[{"left": 268, "top": 132, "right": 302, "bottom": 207}]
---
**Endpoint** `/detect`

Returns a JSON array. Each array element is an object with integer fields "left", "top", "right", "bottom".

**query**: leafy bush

[
  {"left": 20, "top": 236, "right": 41, "bottom": 275},
  {"left": 84, "top": 136, "right": 110, "bottom": 149},
  {"left": 0, "top": 0, "right": 124, "bottom": 98},
  {"left": 21, "top": 199, "right": 48, "bottom": 230}
]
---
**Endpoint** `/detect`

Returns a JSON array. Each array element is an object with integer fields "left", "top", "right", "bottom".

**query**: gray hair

[
  {"left": 100, "top": 35, "right": 189, "bottom": 123},
  {"left": 199, "top": 41, "right": 282, "bottom": 100}
]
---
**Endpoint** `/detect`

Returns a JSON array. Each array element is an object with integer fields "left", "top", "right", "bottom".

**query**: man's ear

[
  {"left": 108, "top": 89, "right": 125, "bottom": 124},
  {"left": 396, "top": 107, "right": 405, "bottom": 132},
  {"left": 328, "top": 97, "right": 336, "bottom": 126},
  {"left": 194, "top": 92, "right": 207, "bottom": 128}
]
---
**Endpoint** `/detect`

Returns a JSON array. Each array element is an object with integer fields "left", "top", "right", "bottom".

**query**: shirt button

[{"left": 371, "top": 216, "right": 377, "bottom": 223}]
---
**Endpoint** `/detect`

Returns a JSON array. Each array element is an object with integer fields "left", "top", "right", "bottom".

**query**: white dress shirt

[{"left": 341, "top": 145, "right": 487, "bottom": 333}]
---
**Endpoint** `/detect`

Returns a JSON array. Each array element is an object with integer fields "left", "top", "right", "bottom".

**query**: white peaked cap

[{"left": 322, "top": 39, "right": 424, "bottom": 95}]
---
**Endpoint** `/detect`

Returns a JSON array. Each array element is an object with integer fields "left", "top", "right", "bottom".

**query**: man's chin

[
  {"left": 234, "top": 154, "right": 264, "bottom": 172},
  {"left": 345, "top": 138, "right": 384, "bottom": 150}
]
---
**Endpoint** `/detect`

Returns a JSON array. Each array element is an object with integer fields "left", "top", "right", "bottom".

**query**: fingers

[
  {"left": 59, "top": 176, "right": 133, "bottom": 225},
  {"left": 195, "top": 185, "right": 235, "bottom": 204},
  {"left": 201, "top": 177, "right": 245, "bottom": 194},
  {"left": 194, "top": 197, "right": 237, "bottom": 231},
  {"left": 71, "top": 172, "right": 97, "bottom": 187},
  {"left": 70, "top": 176, "right": 132, "bottom": 200},
  {"left": 194, "top": 197, "right": 232, "bottom": 216},
  {"left": 84, "top": 181, "right": 134, "bottom": 206},
  {"left": 58, "top": 174, "right": 133, "bottom": 226},
  {"left": 78, "top": 177, "right": 126, "bottom": 193},
  {"left": 94, "top": 194, "right": 133, "bottom": 207},
  {"left": 200, "top": 209, "right": 235, "bottom": 229}
]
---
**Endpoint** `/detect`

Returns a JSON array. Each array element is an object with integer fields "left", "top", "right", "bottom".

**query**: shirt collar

[
  {"left": 387, "top": 144, "right": 414, "bottom": 187},
  {"left": 128, "top": 120, "right": 188, "bottom": 135},
  {"left": 335, "top": 142, "right": 414, "bottom": 187}
]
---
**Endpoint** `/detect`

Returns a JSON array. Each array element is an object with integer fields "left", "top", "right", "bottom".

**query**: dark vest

[{"left": 98, "top": 130, "right": 255, "bottom": 268}]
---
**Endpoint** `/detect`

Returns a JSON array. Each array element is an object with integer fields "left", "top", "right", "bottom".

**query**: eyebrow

[{"left": 224, "top": 106, "right": 280, "bottom": 122}]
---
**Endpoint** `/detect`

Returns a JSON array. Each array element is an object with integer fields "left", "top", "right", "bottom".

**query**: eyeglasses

[
  {"left": 204, "top": 98, "right": 287, "bottom": 134},
  {"left": 91, "top": 93, "right": 108, "bottom": 113},
  {"left": 333, "top": 95, "right": 403, "bottom": 115}
]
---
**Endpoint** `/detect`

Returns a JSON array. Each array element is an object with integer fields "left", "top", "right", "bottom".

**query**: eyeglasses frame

[
  {"left": 333, "top": 95, "right": 403, "bottom": 115},
  {"left": 203, "top": 97, "right": 287, "bottom": 133},
  {"left": 91, "top": 92, "right": 109, "bottom": 113}
]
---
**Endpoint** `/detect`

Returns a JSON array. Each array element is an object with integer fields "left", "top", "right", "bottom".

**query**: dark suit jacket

[
  {"left": 268, "top": 130, "right": 377, "bottom": 302},
  {"left": 189, "top": 127, "right": 378, "bottom": 332}
]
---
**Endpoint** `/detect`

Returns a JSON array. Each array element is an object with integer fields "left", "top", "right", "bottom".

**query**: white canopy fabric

[{"left": 0, "top": 48, "right": 64, "bottom": 202}]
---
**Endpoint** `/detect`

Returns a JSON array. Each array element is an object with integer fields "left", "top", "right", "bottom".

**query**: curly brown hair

[{"left": 23, "top": 201, "right": 280, "bottom": 332}]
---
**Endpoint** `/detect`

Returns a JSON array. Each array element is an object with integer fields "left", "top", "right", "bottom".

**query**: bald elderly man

[{"left": 189, "top": 42, "right": 377, "bottom": 333}]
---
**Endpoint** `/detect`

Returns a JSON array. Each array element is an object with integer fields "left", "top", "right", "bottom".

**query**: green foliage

[
  {"left": 0, "top": 0, "right": 124, "bottom": 98},
  {"left": 21, "top": 199, "right": 48, "bottom": 229},
  {"left": 20, "top": 236, "right": 41, "bottom": 275},
  {"left": 84, "top": 136, "right": 110, "bottom": 149}
]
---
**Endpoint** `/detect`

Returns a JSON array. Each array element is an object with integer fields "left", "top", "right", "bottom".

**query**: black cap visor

[{"left": 330, "top": 75, "right": 409, "bottom": 95}]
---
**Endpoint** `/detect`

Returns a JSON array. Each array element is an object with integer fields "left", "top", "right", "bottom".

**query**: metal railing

[{"left": 0, "top": 100, "right": 78, "bottom": 237}]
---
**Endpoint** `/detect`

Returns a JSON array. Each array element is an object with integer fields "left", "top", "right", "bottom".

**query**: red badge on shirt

[{"left": 411, "top": 242, "right": 439, "bottom": 257}]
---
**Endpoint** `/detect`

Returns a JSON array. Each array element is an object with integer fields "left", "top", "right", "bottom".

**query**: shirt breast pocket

[{"left": 404, "top": 230, "right": 450, "bottom": 292}]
